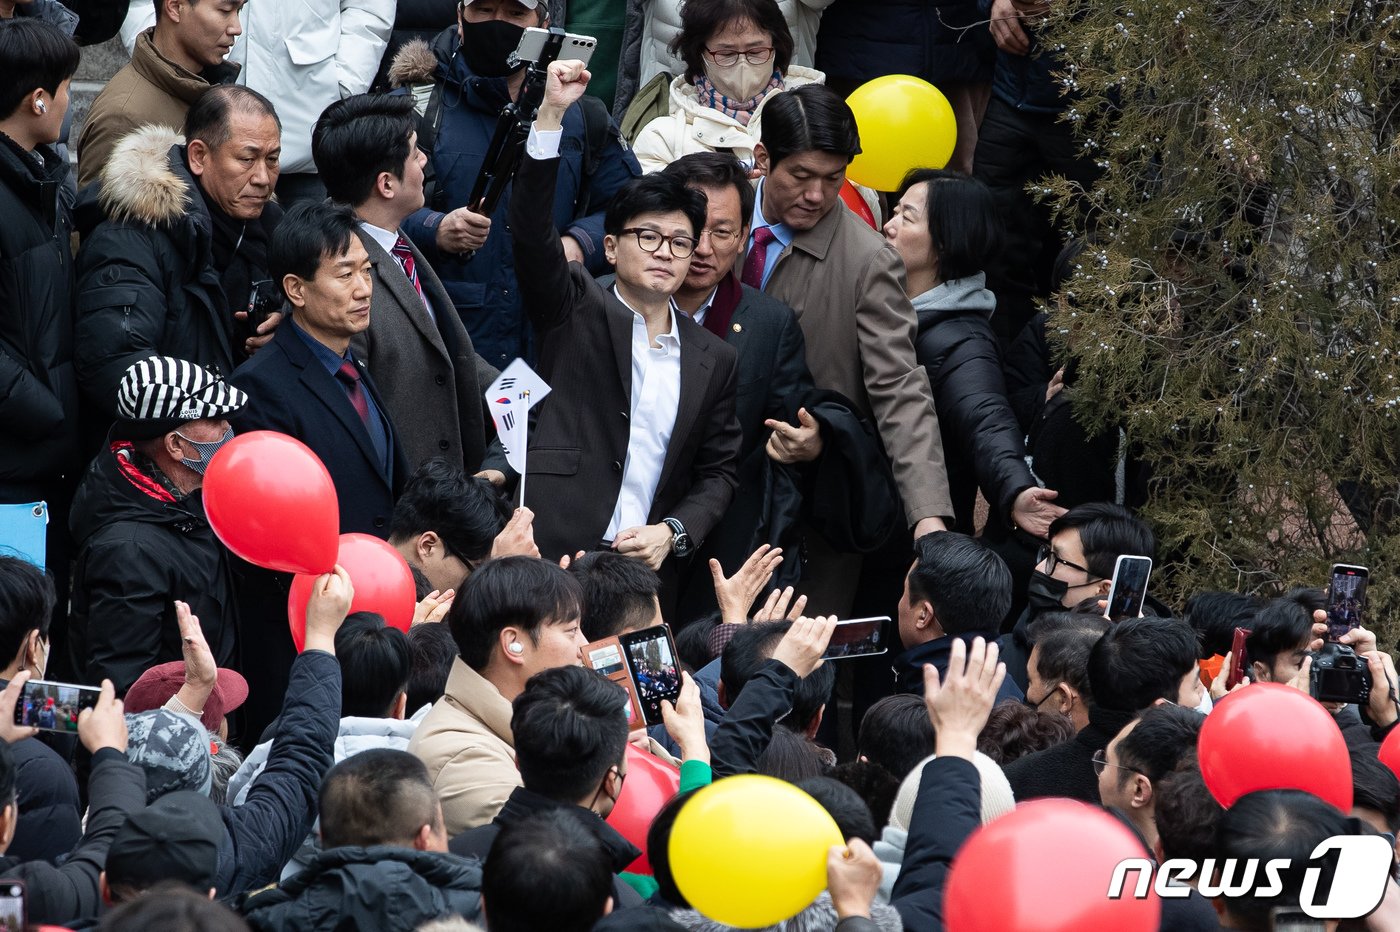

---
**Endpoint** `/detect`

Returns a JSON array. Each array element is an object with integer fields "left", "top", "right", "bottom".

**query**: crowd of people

[{"left": 1, "top": 0, "right": 1397, "bottom": 929}]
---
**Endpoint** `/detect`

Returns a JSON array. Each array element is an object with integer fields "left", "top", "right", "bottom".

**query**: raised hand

[
  {"left": 922, "top": 636, "right": 1006, "bottom": 759},
  {"left": 710, "top": 545, "right": 784, "bottom": 624}
]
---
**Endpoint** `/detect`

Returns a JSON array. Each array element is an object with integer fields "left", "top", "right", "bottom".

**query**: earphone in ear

[
  {"left": 36, "top": 100, "right": 47, "bottom": 114},
  {"left": 508, "top": 642, "right": 524, "bottom": 654}
]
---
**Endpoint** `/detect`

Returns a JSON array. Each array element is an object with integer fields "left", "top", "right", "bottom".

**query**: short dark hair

[
  {"left": 673, "top": 612, "right": 720, "bottom": 672},
  {"left": 0, "top": 556, "right": 54, "bottom": 669},
  {"left": 270, "top": 200, "right": 359, "bottom": 288},
  {"left": 1026, "top": 612, "right": 1109, "bottom": 702},
  {"left": 906, "top": 532, "right": 1012, "bottom": 636},
  {"left": 1114, "top": 704, "right": 1204, "bottom": 786},
  {"left": 184, "top": 84, "right": 280, "bottom": 150},
  {"left": 646, "top": 790, "right": 697, "bottom": 908},
  {"left": 312, "top": 93, "right": 418, "bottom": 206},
  {"left": 856, "top": 694, "right": 935, "bottom": 781},
  {"left": 390, "top": 459, "right": 511, "bottom": 565},
  {"left": 796, "top": 776, "right": 875, "bottom": 845},
  {"left": 1153, "top": 756, "right": 1222, "bottom": 862},
  {"left": 0, "top": 19, "right": 80, "bottom": 121},
  {"left": 671, "top": 0, "right": 793, "bottom": 84},
  {"left": 511, "top": 666, "right": 628, "bottom": 803},
  {"left": 759, "top": 84, "right": 861, "bottom": 169},
  {"left": 756, "top": 723, "right": 829, "bottom": 781},
  {"left": 318, "top": 749, "right": 440, "bottom": 849},
  {"left": 1182, "top": 590, "right": 1260, "bottom": 659},
  {"left": 1088, "top": 616, "right": 1199, "bottom": 713},
  {"left": 1244, "top": 588, "right": 1321, "bottom": 674},
  {"left": 827, "top": 760, "right": 899, "bottom": 831},
  {"left": 483, "top": 808, "right": 614, "bottom": 932},
  {"left": 98, "top": 883, "right": 248, "bottom": 932},
  {"left": 720, "top": 620, "right": 834, "bottom": 731},
  {"left": 604, "top": 173, "right": 708, "bottom": 238},
  {"left": 570, "top": 551, "right": 661, "bottom": 641},
  {"left": 661, "top": 151, "right": 755, "bottom": 225},
  {"left": 449, "top": 557, "right": 582, "bottom": 671},
  {"left": 1351, "top": 748, "right": 1400, "bottom": 832},
  {"left": 1214, "top": 790, "right": 1349, "bottom": 931},
  {"left": 976, "top": 701, "right": 1075, "bottom": 765},
  {"left": 894, "top": 169, "right": 1004, "bottom": 282},
  {"left": 1047, "top": 503, "right": 1156, "bottom": 580},
  {"left": 335, "top": 612, "right": 411, "bottom": 718},
  {"left": 405, "top": 622, "right": 458, "bottom": 713}
]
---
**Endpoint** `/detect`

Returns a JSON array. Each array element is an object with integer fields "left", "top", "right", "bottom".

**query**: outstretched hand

[
  {"left": 923, "top": 637, "right": 1005, "bottom": 759},
  {"left": 710, "top": 545, "right": 784, "bottom": 624}
]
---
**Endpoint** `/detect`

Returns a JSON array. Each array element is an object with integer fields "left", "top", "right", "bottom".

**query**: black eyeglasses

[
  {"left": 702, "top": 46, "right": 774, "bottom": 67},
  {"left": 1036, "top": 544, "right": 1095, "bottom": 579},
  {"left": 619, "top": 228, "right": 698, "bottom": 258},
  {"left": 1092, "top": 749, "right": 1141, "bottom": 778}
]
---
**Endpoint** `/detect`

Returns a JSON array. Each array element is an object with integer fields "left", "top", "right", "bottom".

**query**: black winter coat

[
  {"left": 913, "top": 286, "right": 1035, "bottom": 534},
  {"left": 816, "top": 0, "right": 994, "bottom": 90},
  {"left": 241, "top": 845, "right": 483, "bottom": 932},
  {"left": 890, "top": 755, "right": 982, "bottom": 931},
  {"left": 67, "top": 440, "right": 238, "bottom": 694},
  {"left": 0, "top": 134, "right": 81, "bottom": 497},
  {"left": 74, "top": 127, "right": 239, "bottom": 416},
  {"left": 0, "top": 748, "right": 146, "bottom": 926},
  {"left": 6, "top": 734, "right": 81, "bottom": 864},
  {"left": 1001, "top": 704, "right": 1134, "bottom": 803}
]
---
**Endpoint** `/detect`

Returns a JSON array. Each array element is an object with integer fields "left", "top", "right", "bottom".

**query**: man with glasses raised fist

[{"left": 483, "top": 58, "right": 741, "bottom": 577}]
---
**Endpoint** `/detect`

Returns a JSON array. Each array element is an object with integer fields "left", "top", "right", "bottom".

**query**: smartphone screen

[
  {"left": 821, "top": 617, "right": 890, "bottom": 660},
  {"left": 1326, "top": 564, "right": 1368, "bottom": 642},
  {"left": 1226, "top": 627, "right": 1252, "bottom": 689},
  {"left": 620, "top": 626, "right": 681, "bottom": 727},
  {"left": 14, "top": 679, "right": 100, "bottom": 733},
  {"left": 1105, "top": 556, "right": 1152, "bottom": 620},
  {"left": 0, "top": 881, "right": 23, "bottom": 932}
]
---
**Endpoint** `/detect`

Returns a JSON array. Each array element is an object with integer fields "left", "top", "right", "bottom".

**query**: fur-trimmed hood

[
  {"left": 97, "top": 124, "right": 192, "bottom": 226},
  {"left": 388, "top": 37, "right": 439, "bottom": 88}
]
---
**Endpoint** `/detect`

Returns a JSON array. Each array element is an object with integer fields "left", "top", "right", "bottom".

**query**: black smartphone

[
  {"left": 14, "top": 679, "right": 100, "bottom": 733},
  {"left": 821, "top": 617, "right": 890, "bottom": 660},
  {"left": 0, "top": 881, "right": 23, "bottom": 932},
  {"left": 1105, "top": 555, "right": 1152, "bottom": 620},
  {"left": 243, "top": 279, "right": 281, "bottom": 336},
  {"left": 1326, "top": 564, "right": 1368, "bottom": 642},
  {"left": 619, "top": 625, "right": 682, "bottom": 727}
]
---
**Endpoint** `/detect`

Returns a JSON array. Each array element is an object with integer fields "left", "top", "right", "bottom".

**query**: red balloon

[
  {"left": 840, "top": 180, "right": 877, "bottom": 229},
  {"left": 1198, "top": 682, "right": 1352, "bottom": 811},
  {"left": 287, "top": 533, "right": 416, "bottom": 652},
  {"left": 605, "top": 744, "right": 680, "bottom": 874},
  {"left": 1381, "top": 726, "right": 1400, "bottom": 781},
  {"left": 204, "top": 431, "right": 339, "bottom": 575},
  {"left": 945, "top": 799, "right": 1159, "bottom": 931}
]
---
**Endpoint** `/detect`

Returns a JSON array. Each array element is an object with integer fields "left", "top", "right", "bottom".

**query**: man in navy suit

[{"left": 228, "top": 200, "right": 408, "bottom": 739}]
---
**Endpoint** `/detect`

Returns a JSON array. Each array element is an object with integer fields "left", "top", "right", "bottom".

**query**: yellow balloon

[
  {"left": 846, "top": 74, "right": 958, "bottom": 191},
  {"left": 669, "top": 775, "right": 844, "bottom": 927}
]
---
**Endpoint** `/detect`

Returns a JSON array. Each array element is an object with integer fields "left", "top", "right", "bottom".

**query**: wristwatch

[{"left": 662, "top": 517, "right": 692, "bottom": 558}]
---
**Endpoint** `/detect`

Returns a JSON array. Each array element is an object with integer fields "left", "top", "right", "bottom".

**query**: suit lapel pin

[{"left": 732, "top": 323, "right": 743, "bottom": 333}]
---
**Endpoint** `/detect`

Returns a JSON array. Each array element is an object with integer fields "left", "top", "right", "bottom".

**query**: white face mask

[
  {"left": 1194, "top": 691, "right": 1214, "bottom": 715},
  {"left": 704, "top": 58, "right": 773, "bottom": 102}
]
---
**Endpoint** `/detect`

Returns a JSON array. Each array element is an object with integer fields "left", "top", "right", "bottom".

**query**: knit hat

[
  {"left": 114, "top": 356, "right": 247, "bottom": 441},
  {"left": 123, "top": 662, "right": 249, "bottom": 735},
  {"left": 888, "top": 751, "right": 1015, "bottom": 832},
  {"left": 106, "top": 790, "right": 224, "bottom": 894},
  {"left": 125, "top": 710, "right": 214, "bottom": 803}
]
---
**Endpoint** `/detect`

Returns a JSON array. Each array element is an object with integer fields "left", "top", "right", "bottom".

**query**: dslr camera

[{"left": 1309, "top": 641, "right": 1371, "bottom": 705}]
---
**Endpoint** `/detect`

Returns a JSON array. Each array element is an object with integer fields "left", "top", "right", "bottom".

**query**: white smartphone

[
  {"left": 511, "top": 27, "right": 598, "bottom": 70},
  {"left": 1105, "top": 555, "right": 1152, "bottom": 620},
  {"left": 821, "top": 617, "right": 890, "bottom": 660}
]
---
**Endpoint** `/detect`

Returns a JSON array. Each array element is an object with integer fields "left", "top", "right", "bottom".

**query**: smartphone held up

[{"left": 13, "top": 678, "right": 100, "bottom": 733}]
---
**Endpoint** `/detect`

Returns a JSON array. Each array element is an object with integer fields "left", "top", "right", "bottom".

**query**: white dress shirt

[
  {"left": 359, "top": 219, "right": 435, "bottom": 321},
  {"left": 689, "top": 287, "right": 718, "bottom": 328},
  {"left": 604, "top": 286, "right": 683, "bottom": 541}
]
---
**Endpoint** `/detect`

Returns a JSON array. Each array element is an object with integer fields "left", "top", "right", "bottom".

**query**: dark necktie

[
  {"left": 391, "top": 234, "right": 426, "bottom": 304},
  {"left": 740, "top": 226, "right": 778, "bottom": 289},
  {"left": 335, "top": 359, "right": 370, "bottom": 426}
]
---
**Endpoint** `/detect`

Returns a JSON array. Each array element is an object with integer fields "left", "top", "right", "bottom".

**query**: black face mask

[
  {"left": 460, "top": 18, "right": 527, "bottom": 78},
  {"left": 1025, "top": 570, "right": 1071, "bottom": 615}
]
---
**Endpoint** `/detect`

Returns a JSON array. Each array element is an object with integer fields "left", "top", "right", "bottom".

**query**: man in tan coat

[
  {"left": 76, "top": 0, "right": 245, "bottom": 188},
  {"left": 744, "top": 83, "right": 953, "bottom": 614},
  {"left": 408, "top": 556, "right": 589, "bottom": 835}
]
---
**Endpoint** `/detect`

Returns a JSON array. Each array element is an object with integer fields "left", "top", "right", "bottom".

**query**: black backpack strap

[{"left": 573, "top": 94, "right": 615, "bottom": 221}]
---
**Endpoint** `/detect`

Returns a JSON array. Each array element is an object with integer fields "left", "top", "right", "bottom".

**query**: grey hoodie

[{"left": 909, "top": 272, "right": 998, "bottom": 320}]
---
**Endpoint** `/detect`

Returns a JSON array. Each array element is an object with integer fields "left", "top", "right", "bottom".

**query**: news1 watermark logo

[{"left": 1108, "top": 835, "right": 1394, "bottom": 919}]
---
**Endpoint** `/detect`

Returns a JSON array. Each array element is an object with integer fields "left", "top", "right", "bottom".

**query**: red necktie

[
  {"left": 391, "top": 234, "right": 426, "bottom": 303},
  {"left": 740, "top": 226, "right": 777, "bottom": 289},
  {"left": 335, "top": 359, "right": 370, "bottom": 426}
]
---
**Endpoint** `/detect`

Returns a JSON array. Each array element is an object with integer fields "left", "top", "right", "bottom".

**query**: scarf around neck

[{"left": 693, "top": 70, "right": 783, "bottom": 126}]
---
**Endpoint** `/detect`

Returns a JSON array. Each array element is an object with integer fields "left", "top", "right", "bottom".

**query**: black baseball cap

[{"left": 105, "top": 791, "right": 224, "bottom": 895}]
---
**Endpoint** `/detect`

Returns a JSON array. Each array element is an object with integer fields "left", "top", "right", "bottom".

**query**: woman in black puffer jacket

[{"left": 883, "top": 168, "right": 1063, "bottom": 540}]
